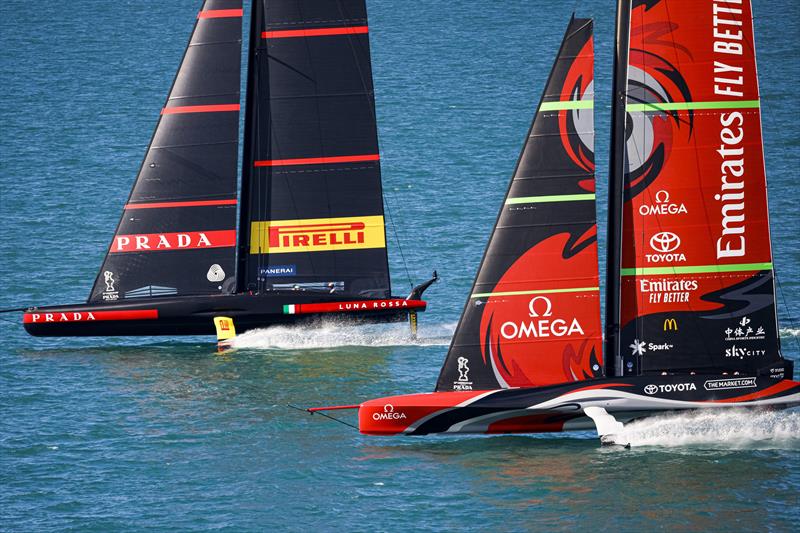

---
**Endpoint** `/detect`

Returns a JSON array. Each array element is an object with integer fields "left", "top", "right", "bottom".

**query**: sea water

[{"left": 1, "top": 0, "right": 798, "bottom": 530}]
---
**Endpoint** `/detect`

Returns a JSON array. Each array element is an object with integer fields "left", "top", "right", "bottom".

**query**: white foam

[
  {"left": 780, "top": 327, "right": 800, "bottom": 338},
  {"left": 616, "top": 408, "right": 800, "bottom": 449},
  {"left": 230, "top": 320, "right": 456, "bottom": 350}
]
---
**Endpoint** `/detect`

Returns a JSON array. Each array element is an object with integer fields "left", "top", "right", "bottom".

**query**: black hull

[{"left": 24, "top": 292, "right": 424, "bottom": 337}]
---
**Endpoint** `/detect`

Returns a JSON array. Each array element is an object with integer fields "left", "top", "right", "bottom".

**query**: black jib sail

[
  {"left": 237, "top": 0, "right": 391, "bottom": 298},
  {"left": 608, "top": 0, "right": 788, "bottom": 378},
  {"left": 89, "top": 0, "right": 243, "bottom": 304},
  {"left": 436, "top": 18, "right": 602, "bottom": 392}
]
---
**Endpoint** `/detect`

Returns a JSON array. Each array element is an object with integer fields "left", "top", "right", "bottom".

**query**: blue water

[{"left": 2, "top": 0, "right": 799, "bottom": 530}]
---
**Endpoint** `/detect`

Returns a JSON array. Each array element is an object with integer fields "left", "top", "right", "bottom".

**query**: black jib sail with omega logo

[{"left": 436, "top": 18, "right": 603, "bottom": 392}]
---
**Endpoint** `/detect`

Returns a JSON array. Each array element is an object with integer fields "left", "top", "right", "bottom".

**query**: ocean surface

[{"left": 1, "top": 0, "right": 799, "bottom": 530}]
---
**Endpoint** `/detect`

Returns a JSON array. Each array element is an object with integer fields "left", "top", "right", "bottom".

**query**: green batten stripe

[
  {"left": 620, "top": 262, "right": 773, "bottom": 276},
  {"left": 506, "top": 193, "right": 595, "bottom": 205},
  {"left": 283, "top": 304, "right": 295, "bottom": 314},
  {"left": 539, "top": 100, "right": 594, "bottom": 111},
  {"left": 471, "top": 286, "right": 600, "bottom": 299},
  {"left": 626, "top": 100, "right": 760, "bottom": 112}
]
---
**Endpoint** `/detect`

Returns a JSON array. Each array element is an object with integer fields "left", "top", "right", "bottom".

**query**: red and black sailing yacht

[
  {"left": 23, "top": 0, "right": 436, "bottom": 338},
  {"left": 313, "top": 2, "right": 799, "bottom": 439}
]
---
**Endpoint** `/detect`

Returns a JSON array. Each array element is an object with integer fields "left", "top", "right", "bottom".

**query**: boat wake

[
  {"left": 780, "top": 327, "right": 800, "bottom": 338},
  {"left": 229, "top": 321, "right": 456, "bottom": 350},
  {"left": 616, "top": 408, "right": 800, "bottom": 449}
]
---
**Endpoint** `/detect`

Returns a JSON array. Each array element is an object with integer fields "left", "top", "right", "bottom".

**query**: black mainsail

[
  {"left": 238, "top": 0, "right": 391, "bottom": 298},
  {"left": 23, "top": 0, "right": 433, "bottom": 338}
]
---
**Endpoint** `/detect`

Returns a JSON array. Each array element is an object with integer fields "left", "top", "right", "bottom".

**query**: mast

[
  {"left": 604, "top": 0, "right": 631, "bottom": 377},
  {"left": 236, "top": 0, "right": 261, "bottom": 293}
]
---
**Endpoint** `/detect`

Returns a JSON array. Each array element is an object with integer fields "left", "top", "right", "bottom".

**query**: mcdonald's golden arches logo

[{"left": 663, "top": 318, "right": 678, "bottom": 331}]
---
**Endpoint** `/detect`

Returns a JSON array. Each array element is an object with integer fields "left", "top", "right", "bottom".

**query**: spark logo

[{"left": 250, "top": 216, "right": 386, "bottom": 254}]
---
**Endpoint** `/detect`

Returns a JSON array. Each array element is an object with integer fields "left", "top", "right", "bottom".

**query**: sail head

[
  {"left": 89, "top": 0, "right": 243, "bottom": 303},
  {"left": 436, "top": 18, "right": 602, "bottom": 392}
]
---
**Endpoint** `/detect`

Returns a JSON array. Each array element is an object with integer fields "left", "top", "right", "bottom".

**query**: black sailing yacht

[
  {"left": 24, "top": 0, "right": 435, "bottom": 338},
  {"left": 313, "top": 2, "right": 799, "bottom": 440}
]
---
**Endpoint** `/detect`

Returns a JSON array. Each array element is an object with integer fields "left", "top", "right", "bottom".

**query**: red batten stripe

[
  {"left": 23, "top": 310, "right": 158, "bottom": 324},
  {"left": 254, "top": 154, "right": 380, "bottom": 167},
  {"left": 198, "top": 9, "right": 243, "bottom": 19},
  {"left": 125, "top": 199, "right": 238, "bottom": 210},
  {"left": 262, "top": 25, "right": 368, "bottom": 39},
  {"left": 161, "top": 104, "right": 240, "bottom": 115}
]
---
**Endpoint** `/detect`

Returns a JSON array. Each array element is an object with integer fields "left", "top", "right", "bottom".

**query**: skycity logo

[
  {"left": 499, "top": 296, "right": 584, "bottom": 340},
  {"left": 372, "top": 404, "right": 407, "bottom": 421},
  {"left": 646, "top": 232, "right": 686, "bottom": 263},
  {"left": 725, "top": 345, "right": 766, "bottom": 359},
  {"left": 251, "top": 216, "right": 386, "bottom": 254},
  {"left": 638, "top": 190, "right": 688, "bottom": 216}
]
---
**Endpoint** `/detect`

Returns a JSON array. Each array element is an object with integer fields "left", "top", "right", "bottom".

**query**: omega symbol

[{"left": 528, "top": 296, "right": 553, "bottom": 318}]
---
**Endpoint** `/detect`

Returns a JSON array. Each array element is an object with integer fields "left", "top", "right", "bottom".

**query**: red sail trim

[
  {"left": 254, "top": 154, "right": 380, "bottom": 167},
  {"left": 161, "top": 104, "right": 240, "bottom": 115},
  {"left": 23, "top": 310, "right": 159, "bottom": 324},
  {"left": 110, "top": 230, "right": 237, "bottom": 253},
  {"left": 198, "top": 9, "right": 243, "bottom": 19},
  {"left": 262, "top": 26, "right": 369, "bottom": 39},
  {"left": 125, "top": 199, "right": 238, "bottom": 210}
]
